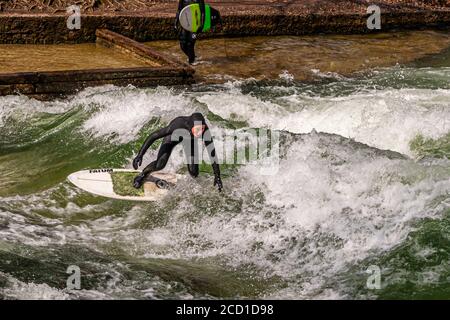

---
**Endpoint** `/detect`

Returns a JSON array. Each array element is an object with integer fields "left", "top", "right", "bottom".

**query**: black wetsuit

[
  {"left": 133, "top": 113, "right": 223, "bottom": 191},
  {"left": 175, "top": 0, "right": 205, "bottom": 64}
]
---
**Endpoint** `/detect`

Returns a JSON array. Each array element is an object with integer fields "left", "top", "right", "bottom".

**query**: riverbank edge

[{"left": 1, "top": 9, "right": 449, "bottom": 44}]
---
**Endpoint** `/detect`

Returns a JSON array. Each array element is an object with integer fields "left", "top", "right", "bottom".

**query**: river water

[{"left": 0, "top": 30, "right": 449, "bottom": 299}]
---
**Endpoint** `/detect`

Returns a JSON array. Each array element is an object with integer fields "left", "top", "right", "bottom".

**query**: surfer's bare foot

[{"left": 133, "top": 174, "right": 145, "bottom": 189}]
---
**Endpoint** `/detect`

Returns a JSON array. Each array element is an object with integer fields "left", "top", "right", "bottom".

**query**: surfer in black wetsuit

[
  {"left": 175, "top": 0, "right": 205, "bottom": 64},
  {"left": 132, "top": 112, "right": 223, "bottom": 192}
]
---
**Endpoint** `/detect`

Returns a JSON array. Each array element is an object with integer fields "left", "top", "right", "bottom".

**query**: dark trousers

[
  {"left": 141, "top": 135, "right": 199, "bottom": 178},
  {"left": 179, "top": 29, "right": 197, "bottom": 64}
]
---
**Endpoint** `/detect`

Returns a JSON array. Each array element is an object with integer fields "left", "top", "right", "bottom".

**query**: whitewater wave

[
  {"left": 1, "top": 62, "right": 450, "bottom": 299},
  {"left": 2, "top": 130, "right": 449, "bottom": 298},
  {"left": 198, "top": 85, "right": 450, "bottom": 156}
]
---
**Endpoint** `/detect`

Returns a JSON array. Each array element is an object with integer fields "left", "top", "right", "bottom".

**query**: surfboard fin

[{"left": 147, "top": 175, "right": 173, "bottom": 190}]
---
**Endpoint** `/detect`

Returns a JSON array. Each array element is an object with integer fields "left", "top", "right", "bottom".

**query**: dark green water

[{"left": 0, "top": 34, "right": 450, "bottom": 299}]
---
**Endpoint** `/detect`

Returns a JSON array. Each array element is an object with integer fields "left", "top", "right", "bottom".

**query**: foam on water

[
  {"left": 1, "top": 63, "right": 450, "bottom": 298},
  {"left": 2, "top": 72, "right": 449, "bottom": 157},
  {"left": 79, "top": 86, "right": 195, "bottom": 143},
  {"left": 117, "top": 132, "right": 448, "bottom": 298},
  {"left": 0, "top": 273, "right": 70, "bottom": 300},
  {"left": 197, "top": 85, "right": 450, "bottom": 156},
  {"left": 0, "top": 95, "right": 70, "bottom": 126}
]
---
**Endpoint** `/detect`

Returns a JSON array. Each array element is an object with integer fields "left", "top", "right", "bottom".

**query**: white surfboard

[
  {"left": 67, "top": 169, "right": 179, "bottom": 201},
  {"left": 179, "top": 4, "right": 220, "bottom": 33}
]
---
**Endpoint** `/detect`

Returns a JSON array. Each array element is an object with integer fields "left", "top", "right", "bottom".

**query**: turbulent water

[{"left": 1, "top": 40, "right": 450, "bottom": 300}]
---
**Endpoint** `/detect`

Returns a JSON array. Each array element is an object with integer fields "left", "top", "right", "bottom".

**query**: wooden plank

[
  {"left": 36, "top": 67, "right": 189, "bottom": 83},
  {"left": 96, "top": 29, "right": 175, "bottom": 66},
  {"left": 0, "top": 67, "right": 192, "bottom": 84},
  {"left": 34, "top": 77, "right": 192, "bottom": 94},
  {"left": 0, "top": 72, "right": 39, "bottom": 85},
  {"left": 0, "top": 85, "right": 14, "bottom": 95},
  {"left": 96, "top": 37, "right": 161, "bottom": 67},
  {"left": 0, "top": 83, "right": 35, "bottom": 95},
  {"left": 95, "top": 29, "right": 195, "bottom": 74}
]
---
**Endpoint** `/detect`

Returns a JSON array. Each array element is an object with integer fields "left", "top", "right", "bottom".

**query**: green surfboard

[{"left": 179, "top": 4, "right": 220, "bottom": 33}]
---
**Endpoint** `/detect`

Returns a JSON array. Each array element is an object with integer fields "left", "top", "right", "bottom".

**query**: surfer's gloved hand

[
  {"left": 133, "top": 155, "right": 143, "bottom": 170},
  {"left": 214, "top": 175, "right": 223, "bottom": 192}
]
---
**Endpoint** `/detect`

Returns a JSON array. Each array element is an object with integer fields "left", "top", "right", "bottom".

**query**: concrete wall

[{"left": 0, "top": 10, "right": 449, "bottom": 44}]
